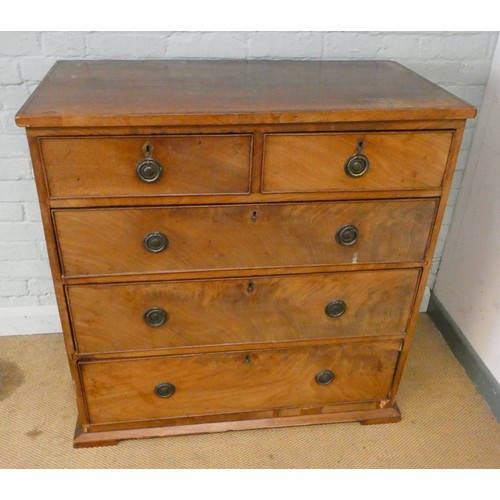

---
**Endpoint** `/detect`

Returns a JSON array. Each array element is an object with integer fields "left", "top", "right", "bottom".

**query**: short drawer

[
  {"left": 54, "top": 200, "right": 437, "bottom": 278},
  {"left": 40, "top": 134, "right": 252, "bottom": 198},
  {"left": 80, "top": 340, "right": 402, "bottom": 424},
  {"left": 262, "top": 131, "right": 453, "bottom": 193},
  {"left": 68, "top": 269, "right": 419, "bottom": 354}
]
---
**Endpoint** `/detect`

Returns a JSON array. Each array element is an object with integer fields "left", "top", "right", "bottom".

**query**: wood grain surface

[
  {"left": 15, "top": 60, "right": 475, "bottom": 128},
  {"left": 67, "top": 269, "right": 419, "bottom": 353},
  {"left": 73, "top": 403, "right": 402, "bottom": 446},
  {"left": 80, "top": 340, "right": 402, "bottom": 424},
  {"left": 15, "top": 60, "right": 475, "bottom": 445},
  {"left": 40, "top": 134, "right": 252, "bottom": 198},
  {"left": 54, "top": 200, "right": 438, "bottom": 278},
  {"left": 262, "top": 131, "right": 453, "bottom": 192}
]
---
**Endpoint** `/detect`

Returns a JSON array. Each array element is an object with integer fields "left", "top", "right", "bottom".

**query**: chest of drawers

[{"left": 16, "top": 60, "right": 475, "bottom": 447}]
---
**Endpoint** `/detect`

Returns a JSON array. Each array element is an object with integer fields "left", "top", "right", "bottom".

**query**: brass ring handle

[
  {"left": 154, "top": 382, "right": 176, "bottom": 398},
  {"left": 315, "top": 370, "right": 335, "bottom": 386},
  {"left": 136, "top": 158, "right": 163, "bottom": 183},
  {"left": 136, "top": 141, "right": 163, "bottom": 183},
  {"left": 345, "top": 153, "right": 369, "bottom": 178},
  {"left": 336, "top": 224, "right": 359, "bottom": 246},
  {"left": 143, "top": 231, "right": 168, "bottom": 253},
  {"left": 325, "top": 300, "right": 346, "bottom": 318},
  {"left": 143, "top": 307, "right": 168, "bottom": 327},
  {"left": 345, "top": 138, "right": 369, "bottom": 178}
]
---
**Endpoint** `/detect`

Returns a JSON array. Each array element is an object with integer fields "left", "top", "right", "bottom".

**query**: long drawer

[
  {"left": 80, "top": 340, "right": 402, "bottom": 424},
  {"left": 40, "top": 134, "right": 253, "bottom": 198},
  {"left": 262, "top": 131, "right": 453, "bottom": 193},
  {"left": 67, "top": 269, "right": 419, "bottom": 354},
  {"left": 54, "top": 200, "right": 437, "bottom": 278}
]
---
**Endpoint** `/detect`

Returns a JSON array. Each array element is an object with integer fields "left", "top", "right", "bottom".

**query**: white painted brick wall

[
  {"left": 41, "top": 32, "right": 85, "bottom": 57},
  {"left": 0, "top": 32, "right": 39, "bottom": 56},
  {"left": 86, "top": 32, "right": 168, "bottom": 58},
  {"left": 0, "top": 158, "right": 32, "bottom": 180},
  {"left": 0, "top": 58, "right": 22, "bottom": 84},
  {"left": 0, "top": 31, "right": 498, "bottom": 334},
  {"left": 249, "top": 32, "right": 323, "bottom": 58},
  {"left": 0, "top": 203, "right": 23, "bottom": 221},
  {"left": 167, "top": 32, "right": 247, "bottom": 58}
]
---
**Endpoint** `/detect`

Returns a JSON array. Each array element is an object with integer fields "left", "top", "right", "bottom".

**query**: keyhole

[
  {"left": 357, "top": 138, "right": 365, "bottom": 153},
  {"left": 244, "top": 354, "right": 251, "bottom": 364},
  {"left": 251, "top": 210, "right": 258, "bottom": 222},
  {"left": 247, "top": 280, "right": 255, "bottom": 293},
  {"left": 143, "top": 142, "right": 153, "bottom": 157}
]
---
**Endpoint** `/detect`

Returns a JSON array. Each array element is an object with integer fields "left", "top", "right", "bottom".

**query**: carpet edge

[{"left": 427, "top": 293, "right": 500, "bottom": 422}]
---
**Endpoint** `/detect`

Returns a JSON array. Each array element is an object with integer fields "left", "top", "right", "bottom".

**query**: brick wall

[{"left": 0, "top": 31, "right": 498, "bottom": 334}]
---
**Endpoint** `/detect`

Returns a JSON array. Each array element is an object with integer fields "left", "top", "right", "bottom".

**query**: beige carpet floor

[{"left": 0, "top": 313, "right": 499, "bottom": 468}]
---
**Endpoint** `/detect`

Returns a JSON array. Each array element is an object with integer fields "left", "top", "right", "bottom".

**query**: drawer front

[
  {"left": 81, "top": 340, "right": 402, "bottom": 424},
  {"left": 68, "top": 270, "right": 419, "bottom": 353},
  {"left": 262, "top": 131, "right": 452, "bottom": 193},
  {"left": 40, "top": 134, "right": 252, "bottom": 198},
  {"left": 54, "top": 200, "right": 437, "bottom": 278}
]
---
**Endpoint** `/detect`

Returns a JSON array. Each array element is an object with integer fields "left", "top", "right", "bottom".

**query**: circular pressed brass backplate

[
  {"left": 315, "top": 370, "right": 335, "bottom": 386},
  {"left": 325, "top": 300, "right": 346, "bottom": 318},
  {"left": 143, "top": 232, "right": 169, "bottom": 253},
  {"left": 154, "top": 382, "right": 176, "bottom": 398},
  {"left": 335, "top": 224, "right": 359, "bottom": 246},
  {"left": 136, "top": 158, "right": 163, "bottom": 183},
  {"left": 345, "top": 153, "right": 369, "bottom": 178},
  {"left": 143, "top": 307, "right": 168, "bottom": 327}
]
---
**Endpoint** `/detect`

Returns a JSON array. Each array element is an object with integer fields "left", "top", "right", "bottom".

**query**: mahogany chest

[{"left": 16, "top": 60, "right": 475, "bottom": 447}]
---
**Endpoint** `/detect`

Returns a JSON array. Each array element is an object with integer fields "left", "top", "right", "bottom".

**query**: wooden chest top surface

[{"left": 15, "top": 60, "right": 475, "bottom": 128}]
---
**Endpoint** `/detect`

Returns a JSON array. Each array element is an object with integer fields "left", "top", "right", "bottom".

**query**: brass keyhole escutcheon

[
  {"left": 251, "top": 210, "right": 258, "bottom": 222},
  {"left": 244, "top": 354, "right": 251, "bottom": 364},
  {"left": 247, "top": 280, "right": 255, "bottom": 293},
  {"left": 143, "top": 141, "right": 153, "bottom": 157}
]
